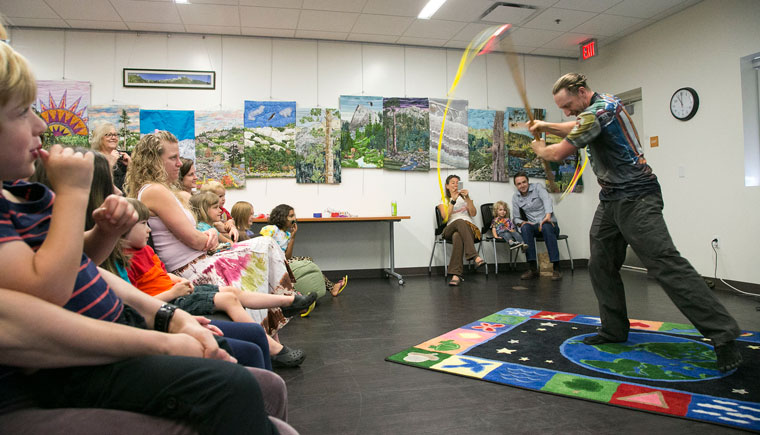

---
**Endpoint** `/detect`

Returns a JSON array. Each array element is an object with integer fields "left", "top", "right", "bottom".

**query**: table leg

[{"left": 383, "top": 221, "right": 404, "bottom": 285}]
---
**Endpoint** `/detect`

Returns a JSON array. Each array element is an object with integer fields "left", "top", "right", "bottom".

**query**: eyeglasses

[{"left": 104, "top": 133, "right": 118, "bottom": 138}]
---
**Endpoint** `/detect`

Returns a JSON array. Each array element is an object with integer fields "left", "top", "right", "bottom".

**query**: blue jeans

[
  {"left": 210, "top": 320, "right": 271, "bottom": 370},
  {"left": 520, "top": 222, "right": 560, "bottom": 263}
]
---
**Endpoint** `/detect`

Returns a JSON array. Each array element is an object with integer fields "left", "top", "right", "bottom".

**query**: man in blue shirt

[
  {"left": 512, "top": 171, "right": 561, "bottom": 281},
  {"left": 528, "top": 72, "right": 741, "bottom": 372}
]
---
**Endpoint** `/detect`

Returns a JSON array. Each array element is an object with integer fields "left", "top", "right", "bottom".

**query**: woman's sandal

[
  {"left": 281, "top": 292, "right": 317, "bottom": 318},
  {"left": 331, "top": 275, "right": 349, "bottom": 297},
  {"left": 448, "top": 275, "right": 463, "bottom": 286},
  {"left": 474, "top": 258, "right": 486, "bottom": 270},
  {"left": 270, "top": 345, "right": 306, "bottom": 368}
]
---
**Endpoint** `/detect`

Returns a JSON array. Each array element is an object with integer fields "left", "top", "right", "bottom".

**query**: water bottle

[{"left": 391, "top": 200, "right": 397, "bottom": 216}]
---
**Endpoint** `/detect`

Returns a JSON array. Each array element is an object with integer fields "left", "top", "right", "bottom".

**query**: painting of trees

[
  {"left": 339, "top": 95, "right": 384, "bottom": 168},
  {"left": 295, "top": 107, "right": 342, "bottom": 184},
  {"left": 382, "top": 97, "right": 430, "bottom": 171}
]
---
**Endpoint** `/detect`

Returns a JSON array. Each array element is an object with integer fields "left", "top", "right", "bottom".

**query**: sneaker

[
  {"left": 508, "top": 240, "right": 520, "bottom": 248},
  {"left": 520, "top": 269, "right": 539, "bottom": 280},
  {"left": 520, "top": 243, "right": 528, "bottom": 252},
  {"left": 715, "top": 341, "right": 743, "bottom": 372},
  {"left": 551, "top": 270, "right": 562, "bottom": 281}
]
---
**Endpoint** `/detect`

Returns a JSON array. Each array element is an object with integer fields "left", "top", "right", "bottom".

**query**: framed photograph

[{"left": 123, "top": 68, "right": 216, "bottom": 90}]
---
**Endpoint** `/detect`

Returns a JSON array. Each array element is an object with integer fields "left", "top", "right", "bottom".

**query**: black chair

[
  {"left": 428, "top": 205, "right": 487, "bottom": 277},
  {"left": 512, "top": 208, "right": 574, "bottom": 272},
  {"left": 480, "top": 202, "right": 524, "bottom": 275}
]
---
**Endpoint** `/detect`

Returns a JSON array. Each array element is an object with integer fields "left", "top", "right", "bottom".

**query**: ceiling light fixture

[
  {"left": 175, "top": 0, "right": 189, "bottom": 4},
  {"left": 418, "top": 0, "right": 447, "bottom": 19}
]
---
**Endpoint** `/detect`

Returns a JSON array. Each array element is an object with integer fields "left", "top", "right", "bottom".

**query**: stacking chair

[
  {"left": 480, "top": 202, "right": 523, "bottom": 275},
  {"left": 428, "top": 205, "right": 487, "bottom": 277},
  {"left": 510, "top": 208, "right": 575, "bottom": 272}
]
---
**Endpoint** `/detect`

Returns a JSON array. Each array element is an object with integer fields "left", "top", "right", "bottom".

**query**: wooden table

[{"left": 252, "top": 216, "right": 411, "bottom": 285}]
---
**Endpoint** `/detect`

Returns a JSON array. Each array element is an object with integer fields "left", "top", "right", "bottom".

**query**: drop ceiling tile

[
  {"left": 571, "top": 13, "right": 642, "bottom": 36},
  {"left": 65, "top": 19, "right": 129, "bottom": 30},
  {"left": 345, "top": 33, "right": 399, "bottom": 43},
  {"left": 481, "top": 3, "right": 540, "bottom": 25},
  {"left": 241, "top": 27, "right": 296, "bottom": 37},
  {"left": 44, "top": 0, "right": 121, "bottom": 20},
  {"left": 506, "top": 44, "right": 538, "bottom": 54},
  {"left": 301, "top": 0, "right": 368, "bottom": 13},
  {"left": 111, "top": 0, "right": 182, "bottom": 24},
  {"left": 444, "top": 39, "right": 470, "bottom": 49},
  {"left": 6, "top": 17, "right": 70, "bottom": 27},
  {"left": 450, "top": 22, "right": 494, "bottom": 42},
  {"left": 434, "top": 0, "right": 495, "bottom": 22},
  {"left": 297, "top": 10, "right": 358, "bottom": 32},
  {"left": 240, "top": 6, "right": 300, "bottom": 29},
  {"left": 362, "top": 0, "right": 430, "bottom": 17},
  {"left": 0, "top": 0, "right": 59, "bottom": 19},
  {"left": 184, "top": 24, "right": 241, "bottom": 35},
  {"left": 542, "top": 32, "right": 593, "bottom": 50},
  {"left": 403, "top": 19, "right": 466, "bottom": 40},
  {"left": 295, "top": 29, "right": 348, "bottom": 40},
  {"left": 507, "top": 27, "right": 564, "bottom": 47},
  {"left": 605, "top": 0, "right": 685, "bottom": 19},
  {"left": 351, "top": 14, "right": 414, "bottom": 36},
  {"left": 531, "top": 47, "right": 578, "bottom": 58},
  {"left": 177, "top": 4, "right": 239, "bottom": 26},
  {"left": 239, "top": 0, "right": 303, "bottom": 8},
  {"left": 553, "top": 0, "right": 624, "bottom": 13},
  {"left": 126, "top": 22, "right": 187, "bottom": 32},
  {"left": 396, "top": 36, "right": 447, "bottom": 47},
  {"left": 522, "top": 7, "right": 597, "bottom": 31}
]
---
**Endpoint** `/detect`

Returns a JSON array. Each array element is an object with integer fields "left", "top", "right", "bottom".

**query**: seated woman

[
  {"left": 124, "top": 131, "right": 305, "bottom": 338},
  {"left": 176, "top": 157, "right": 197, "bottom": 206},
  {"left": 90, "top": 121, "right": 130, "bottom": 192},
  {"left": 261, "top": 204, "right": 348, "bottom": 299},
  {"left": 437, "top": 174, "right": 485, "bottom": 286}
]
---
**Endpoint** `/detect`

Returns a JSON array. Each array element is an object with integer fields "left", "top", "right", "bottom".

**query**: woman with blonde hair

[
  {"left": 90, "top": 121, "right": 130, "bottom": 192},
  {"left": 126, "top": 131, "right": 314, "bottom": 346}
]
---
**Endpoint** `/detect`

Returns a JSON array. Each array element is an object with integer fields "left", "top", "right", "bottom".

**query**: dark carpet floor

[{"left": 275, "top": 267, "right": 760, "bottom": 434}]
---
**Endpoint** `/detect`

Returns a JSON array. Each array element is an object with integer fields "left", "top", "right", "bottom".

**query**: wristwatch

[
  {"left": 450, "top": 198, "right": 456, "bottom": 205},
  {"left": 154, "top": 303, "right": 177, "bottom": 332}
]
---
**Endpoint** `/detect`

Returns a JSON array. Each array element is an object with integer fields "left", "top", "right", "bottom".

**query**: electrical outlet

[{"left": 712, "top": 236, "right": 720, "bottom": 249}]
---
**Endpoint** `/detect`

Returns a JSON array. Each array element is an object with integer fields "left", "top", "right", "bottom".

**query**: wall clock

[{"left": 670, "top": 87, "right": 699, "bottom": 121}]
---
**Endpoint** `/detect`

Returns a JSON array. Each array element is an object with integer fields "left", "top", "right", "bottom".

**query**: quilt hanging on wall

[
  {"left": 295, "top": 107, "right": 342, "bottom": 184},
  {"left": 89, "top": 105, "right": 140, "bottom": 151},
  {"left": 545, "top": 134, "right": 583, "bottom": 194},
  {"left": 140, "top": 110, "right": 195, "bottom": 159},
  {"left": 429, "top": 98, "right": 469, "bottom": 169},
  {"left": 338, "top": 95, "right": 385, "bottom": 169},
  {"left": 195, "top": 110, "right": 246, "bottom": 189},
  {"left": 34, "top": 80, "right": 90, "bottom": 148},
  {"left": 244, "top": 101, "right": 296, "bottom": 178},
  {"left": 468, "top": 109, "right": 509, "bottom": 182},
  {"left": 506, "top": 107, "right": 548, "bottom": 180},
  {"left": 383, "top": 97, "right": 430, "bottom": 171}
]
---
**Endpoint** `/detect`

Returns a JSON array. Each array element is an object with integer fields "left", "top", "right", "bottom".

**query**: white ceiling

[{"left": 0, "top": 0, "right": 702, "bottom": 58}]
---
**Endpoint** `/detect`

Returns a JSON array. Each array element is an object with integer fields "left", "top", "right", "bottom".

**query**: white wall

[
  {"left": 579, "top": 0, "right": 760, "bottom": 284},
  {"left": 10, "top": 27, "right": 592, "bottom": 272}
]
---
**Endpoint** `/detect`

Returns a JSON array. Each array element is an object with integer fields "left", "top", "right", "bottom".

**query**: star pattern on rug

[
  {"left": 521, "top": 330, "right": 527, "bottom": 333},
  {"left": 701, "top": 338, "right": 712, "bottom": 342},
  {"left": 536, "top": 328, "right": 547, "bottom": 331},
  {"left": 545, "top": 360, "right": 554, "bottom": 364},
  {"left": 539, "top": 314, "right": 561, "bottom": 319},
  {"left": 748, "top": 345, "right": 760, "bottom": 350},
  {"left": 732, "top": 389, "right": 749, "bottom": 395},
  {"left": 540, "top": 322, "right": 557, "bottom": 327},
  {"left": 508, "top": 339, "right": 520, "bottom": 344},
  {"left": 497, "top": 348, "right": 517, "bottom": 354},
  {"left": 571, "top": 327, "right": 578, "bottom": 329},
  {"left": 519, "top": 357, "right": 529, "bottom": 361}
]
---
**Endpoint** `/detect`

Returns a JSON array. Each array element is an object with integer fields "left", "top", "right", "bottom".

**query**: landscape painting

[
  {"left": 195, "top": 110, "right": 246, "bottom": 189},
  {"left": 123, "top": 69, "right": 215, "bottom": 89},
  {"left": 295, "top": 108, "right": 342, "bottom": 184},
  {"left": 339, "top": 95, "right": 384, "bottom": 168},
  {"left": 468, "top": 109, "right": 508, "bottom": 182},
  {"left": 34, "top": 80, "right": 90, "bottom": 148},
  {"left": 506, "top": 107, "right": 548, "bottom": 179},
  {"left": 244, "top": 100, "right": 297, "bottom": 178},
  {"left": 140, "top": 110, "right": 195, "bottom": 159},
  {"left": 429, "top": 98, "right": 469, "bottom": 169},
  {"left": 545, "top": 134, "right": 583, "bottom": 193},
  {"left": 89, "top": 105, "right": 140, "bottom": 151},
  {"left": 383, "top": 97, "right": 430, "bottom": 171}
]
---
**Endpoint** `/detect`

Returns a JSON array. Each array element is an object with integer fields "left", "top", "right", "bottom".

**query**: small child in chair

[{"left": 491, "top": 201, "right": 527, "bottom": 250}]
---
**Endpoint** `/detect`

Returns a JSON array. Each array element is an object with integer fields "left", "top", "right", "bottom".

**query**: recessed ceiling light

[
  {"left": 418, "top": 0, "right": 447, "bottom": 20},
  {"left": 175, "top": 0, "right": 189, "bottom": 4}
]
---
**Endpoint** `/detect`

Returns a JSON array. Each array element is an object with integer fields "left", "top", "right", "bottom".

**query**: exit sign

[{"left": 580, "top": 39, "right": 597, "bottom": 60}]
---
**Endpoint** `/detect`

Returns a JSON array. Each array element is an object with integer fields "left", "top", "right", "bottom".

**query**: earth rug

[{"left": 386, "top": 308, "right": 760, "bottom": 431}]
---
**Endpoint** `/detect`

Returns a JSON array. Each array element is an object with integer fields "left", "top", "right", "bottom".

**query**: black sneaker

[{"left": 715, "top": 341, "right": 742, "bottom": 372}]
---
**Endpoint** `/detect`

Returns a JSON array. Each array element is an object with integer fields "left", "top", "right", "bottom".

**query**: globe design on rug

[{"left": 560, "top": 332, "right": 726, "bottom": 382}]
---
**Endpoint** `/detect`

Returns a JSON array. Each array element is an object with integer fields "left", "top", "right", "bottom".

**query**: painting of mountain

[
  {"left": 195, "top": 110, "right": 246, "bottom": 189},
  {"left": 339, "top": 95, "right": 384, "bottom": 168},
  {"left": 383, "top": 97, "right": 430, "bottom": 171},
  {"left": 244, "top": 101, "right": 296, "bottom": 178},
  {"left": 295, "top": 108, "right": 342, "bottom": 184},
  {"left": 429, "top": 98, "right": 469, "bottom": 169},
  {"left": 468, "top": 109, "right": 508, "bottom": 182},
  {"left": 506, "top": 107, "right": 548, "bottom": 180},
  {"left": 545, "top": 134, "right": 583, "bottom": 193}
]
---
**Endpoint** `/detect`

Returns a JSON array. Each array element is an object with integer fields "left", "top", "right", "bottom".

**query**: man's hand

[
  {"left": 91, "top": 195, "right": 138, "bottom": 237},
  {"left": 41, "top": 145, "right": 94, "bottom": 194},
  {"left": 169, "top": 310, "right": 236, "bottom": 363},
  {"left": 528, "top": 120, "right": 547, "bottom": 136},
  {"left": 163, "top": 333, "right": 205, "bottom": 358},
  {"left": 540, "top": 214, "right": 552, "bottom": 226}
]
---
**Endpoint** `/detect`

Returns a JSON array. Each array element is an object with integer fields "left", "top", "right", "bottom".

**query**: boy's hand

[
  {"left": 91, "top": 195, "right": 138, "bottom": 237},
  {"left": 170, "top": 279, "right": 194, "bottom": 297},
  {"left": 41, "top": 145, "right": 94, "bottom": 194}
]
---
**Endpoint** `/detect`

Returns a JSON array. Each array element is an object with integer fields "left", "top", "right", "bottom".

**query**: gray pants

[{"left": 589, "top": 192, "right": 740, "bottom": 346}]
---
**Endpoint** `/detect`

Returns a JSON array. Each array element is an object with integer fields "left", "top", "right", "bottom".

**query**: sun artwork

[{"left": 37, "top": 90, "right": 89, "bottom": 137}]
